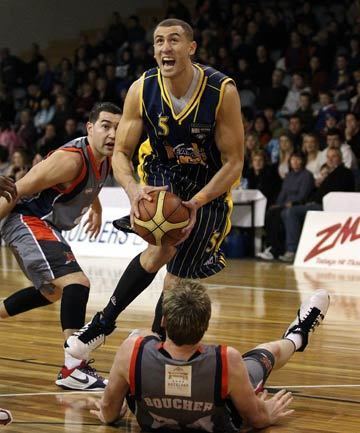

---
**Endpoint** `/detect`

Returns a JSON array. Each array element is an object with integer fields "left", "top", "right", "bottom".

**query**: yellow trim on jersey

[
  {"left": 157, "top": 63, "right": 207, "bottom": 122},
  {"left": 215, "top": 78, "right": 235, "bottom": 119},
  {"left": 139, "top": 72, "right": 146, "bottom": 117},
  {"left": 216, "top": 191, "right": 233, "bottom": 251},
  {"left": 137, "top": 138, "right": 152, "bottom": 184}
]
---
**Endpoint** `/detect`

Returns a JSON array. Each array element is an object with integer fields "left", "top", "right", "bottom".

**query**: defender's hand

[{"left": 84, "top": 208, "right": 102, "bottom": 239}]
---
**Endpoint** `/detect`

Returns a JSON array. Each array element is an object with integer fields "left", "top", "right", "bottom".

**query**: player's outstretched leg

[{"left": 283, "top": 289, "right": 330, "bottom": 352}]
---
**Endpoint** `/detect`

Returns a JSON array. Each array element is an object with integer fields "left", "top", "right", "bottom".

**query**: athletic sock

[
  {"left": 284, "top": 333, "right": 303, "bottom": 351},
  {"left": 102, "top": 254, "right": 157, "bottom": 324},
  {"left": 60, "top": 284, "right": 89, "bottom": 331},
  {"left": 64, "top": 350, "right": 83, "bottom": 370},
  {"left": 3, "top": 286, "right": 52, "bottom": 316}
]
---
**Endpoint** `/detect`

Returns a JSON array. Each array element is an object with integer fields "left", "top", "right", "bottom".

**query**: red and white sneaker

[
  {"left": 0, "top": 408, "right": 13, "bottom": 425},
  {"left": 283, "top": 289, "right": 330, "bottom": 352},
  {"left": 55, "top": 360, "right": 107, "bottom": 391}
]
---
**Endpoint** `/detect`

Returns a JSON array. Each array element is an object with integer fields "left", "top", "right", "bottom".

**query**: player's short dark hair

[
  {"left": 155, "top": 19, "right": 194, "bottom": 41},
  {"left": 162, "top": 280, "right": 211, "bottom": 345},
  {"left": 89, "top": 102, "right": 122, "bottom": 123}
]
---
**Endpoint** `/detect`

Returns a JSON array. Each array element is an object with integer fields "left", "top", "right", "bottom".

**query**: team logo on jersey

[
  {"left": 173, "top": 143, "right": 207, "bottom": 166},
  {"left": 190, "top": 123, "right": 212, "bottom": 145}
]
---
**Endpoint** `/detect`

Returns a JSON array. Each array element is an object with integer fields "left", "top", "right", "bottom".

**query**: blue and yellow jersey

[{"left": 137, "top": 63, "right": 235, "bottom": 198}]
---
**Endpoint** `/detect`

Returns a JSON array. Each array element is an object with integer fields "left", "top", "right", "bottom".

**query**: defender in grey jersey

[
  {"left": 91, "top": 281, "right": 330, "bottom": 431},
  {"left": 0, "top": 102, "right": 121, "bottom": 391}
]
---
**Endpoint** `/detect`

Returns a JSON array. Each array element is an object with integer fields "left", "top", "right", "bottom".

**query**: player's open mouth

[{"left": 162, "top": 58, "right": 175, "bottom": 69}]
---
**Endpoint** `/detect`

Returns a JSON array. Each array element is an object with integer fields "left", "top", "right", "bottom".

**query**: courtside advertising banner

[
  {"left": 295, "top": 211, "right": 360, "bottom": 270},
  {"left": 62, "top": 187, "right": 147, "bottom": 257}
]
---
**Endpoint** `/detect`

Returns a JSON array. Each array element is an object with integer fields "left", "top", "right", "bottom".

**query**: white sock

[
  {"left": 64, "top": 350, "right": 83, "bottom": 370},
  {"left": 284, "top": 333, "right": 303, "bottom": 351}
]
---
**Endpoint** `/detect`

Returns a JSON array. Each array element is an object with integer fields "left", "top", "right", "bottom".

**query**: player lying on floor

[{"left": 90, "top": 280, "right": 330, "bottom": 431}]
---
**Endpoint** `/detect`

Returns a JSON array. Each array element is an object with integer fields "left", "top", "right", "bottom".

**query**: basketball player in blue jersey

[
  {"left": 66, "top": 18, "right": 244, "bottom": 359},
  {"left": 90, "top": 282, "right": 330, "bottom": 431},
  {"left": 0, "top": 102, "right": 121, "bottom": 390}
]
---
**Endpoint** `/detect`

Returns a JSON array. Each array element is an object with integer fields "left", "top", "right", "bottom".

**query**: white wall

[{"left": 0, "top": 0, "right": 162, "bottom": 54}]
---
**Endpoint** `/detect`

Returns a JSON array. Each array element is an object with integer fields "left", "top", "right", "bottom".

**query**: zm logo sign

[{"left": 304, "top": 216, "right": 360, "bottom": 262}]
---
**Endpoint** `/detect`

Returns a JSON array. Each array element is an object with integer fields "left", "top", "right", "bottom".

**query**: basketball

[{"left": 134, "top": 191, "right": 190, "bottom": 246}]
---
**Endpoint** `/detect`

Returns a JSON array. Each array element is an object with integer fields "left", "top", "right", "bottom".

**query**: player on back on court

[
  {"left": 66, "top": 18, "right": 244, "bottom": 360},
  {"left": 90, "top": 282, "right": 330, "bottom": 431},
  {"left": 0, "top": 102, "right": 121, "bottom": 390}
]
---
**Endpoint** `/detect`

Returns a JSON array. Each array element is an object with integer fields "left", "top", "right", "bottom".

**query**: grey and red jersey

[
  {"left": 127, "top": 335, "right": 241, "bottom": 432},
  {"left": 14, "top": 137, "right": 111, "bottom": 231}
]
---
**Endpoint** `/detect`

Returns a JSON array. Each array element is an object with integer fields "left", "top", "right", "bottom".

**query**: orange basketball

[{"left": 134, "top": 191, "right": 190, "bottom": 246}]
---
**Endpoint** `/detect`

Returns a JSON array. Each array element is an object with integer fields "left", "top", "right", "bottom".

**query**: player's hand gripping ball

[{"left": 134, "top": 191, "right": 190, "bottom": 246}]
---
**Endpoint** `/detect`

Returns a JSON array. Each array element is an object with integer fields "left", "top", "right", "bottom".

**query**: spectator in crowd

[
  {"left": 277, "top": 133, "right": 295, "bottom": 179},
  {"left": 319, "top": 129, "right": 358, "bottom": 170},
  {"left": 281, "top": 71, "right": 310, "bottom": 116},
  {"left": 349, "top": 81, "right": 360, "bottom": 115},
  {"left": 61, "top": 118, "right": 82, "bottom": 143},
  {"left": 253, "top": 114, "right": 271, "bottom": 147},
  {"left": 286, "top": 114, "right": 303, "bottom": 151},
  {"left": 33, "top": 97, "right": 55, "bottom": 132},
  {"left": 6, "top": 149, "right": 30, "bottom": 182},
  {"left": 243, "top": 132, "right": 260, "bottom": 176},
  {"left": 35, "top": 60, "right": 54, "bottom": 95},
  {"left": 247, "top": 149, "right": 281, "bottom": 207},
  {"left": 295, "top": 92, "right": 314, "bottom": 132},
  {"left": 314, "top": 91, "right": 338, "bottom": 132},
  {"left": 36, "top": 123, "right": 61, "bottom": 157},
  {"left": 308, "top": 55, "right": 328, "bottom": 96},
  {"left": 257, "top": 151, "right": 314, "bottom": 261},
  {"left": 284, "top": 31, "right": 309, "bottom": 73},
  {"left": 26, "top": 83, "right": 43, "bottom": 114},
  {"left": 280, "top": 148, "right": 355, "bottom": 262},
  {"left": 0, "top": 121, "right": 22, "bottom": 156},
  {"left": 52, "top": 94, "right": 74, "bottom": 132},
  {"left": 15, "top": 109, "right": 37, "bottom": 155},
  {"left": 256, "top": 68, "right": 288, "bottom": 111},
  {"left": 344, "top": 112, "right": 360, "bottom": 160},
  {"left": 263, "top": 107, "right": 283, "bottom": 136},
  {"left": 303, "top": 133, "right": 322, "bottom": 179},
  {"left": 252, "top": 45, "right": 274, "bottom": 88}
]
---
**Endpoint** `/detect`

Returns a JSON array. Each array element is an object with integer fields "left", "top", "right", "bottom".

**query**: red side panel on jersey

[
  {"left": 22, "top": 216, "right": 58, "bottom": 241},
  {"left": 220, "top": 345, "right": 228, "bottom": 399},
  {"left": 129, "top": 336, "right": 144, "bottom": 395}
]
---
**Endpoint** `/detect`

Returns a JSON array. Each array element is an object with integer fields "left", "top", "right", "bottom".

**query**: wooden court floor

[{"left": 0, "top": 247, "right": 359, "bottom": 432}]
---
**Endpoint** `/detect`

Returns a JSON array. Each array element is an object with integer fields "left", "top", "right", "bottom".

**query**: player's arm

[
  {"left": 0, "top": 150, "right": 83, "bottom": 220},
  {"left": 92, "top": 336, "right": 135, "bottom": 424},
  {"left": 227, "top": 347, "right": 293, "bottom": 429},
  {"left": 180, "top": 84, "right": 244, "bottom": 238},
  {"left": 112, "top": 79, "right": 167, "bottom": 223},
  {"left": 112, "top": 78, "right": 144, "bottom": 194},
  {"left": 193, "top": 83, "right": 244, "bottom": 206}
]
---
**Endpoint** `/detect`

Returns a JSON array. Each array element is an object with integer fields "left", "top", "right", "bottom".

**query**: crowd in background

[{"left": 1, "top": 0, "right": 360, "bottom": 260}]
